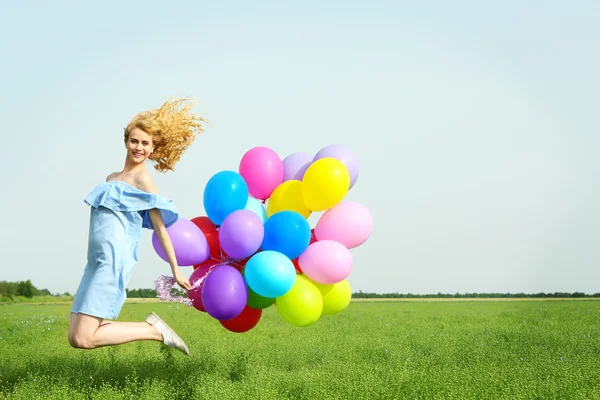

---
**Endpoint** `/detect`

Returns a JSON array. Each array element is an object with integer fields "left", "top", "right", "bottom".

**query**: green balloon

[
  {"left": 242, "top": 265, "right": 276, "bottom": 309},
  {"left": 247, "top": 287, "right": 275, "bottom": 309}
]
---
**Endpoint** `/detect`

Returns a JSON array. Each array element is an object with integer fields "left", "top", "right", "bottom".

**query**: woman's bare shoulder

[
  {"left": 105, "top": 172, "right": 118, "bottom": 182},
  {"left": 134, "top": 173, "right": 159, "bottom": 194}
]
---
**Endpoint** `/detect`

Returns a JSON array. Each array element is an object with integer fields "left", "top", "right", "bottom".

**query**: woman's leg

[{"left": 68, "top": 312, "right": 161, "bottom": 349}]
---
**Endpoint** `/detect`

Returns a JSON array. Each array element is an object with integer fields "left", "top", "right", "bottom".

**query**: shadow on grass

[{"left": 0, "top": 347, "right": 223, "bottom": 399}]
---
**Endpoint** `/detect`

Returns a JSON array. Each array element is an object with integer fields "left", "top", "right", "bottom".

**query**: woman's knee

[
  {"left": 68, "top": 333, "right": 96, "bottom": 349},
  {"left": 68, "top": 313, "right": 102, "bottom": 349}
]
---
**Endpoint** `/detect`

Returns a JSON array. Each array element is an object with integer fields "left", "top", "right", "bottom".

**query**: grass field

[{"left": 1, "top": 300, "right": 599, "bottom": 399}]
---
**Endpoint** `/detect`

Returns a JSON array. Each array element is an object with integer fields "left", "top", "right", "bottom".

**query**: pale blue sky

[{"left": 1, "top": 1, "right": 598, "bottom": 295}]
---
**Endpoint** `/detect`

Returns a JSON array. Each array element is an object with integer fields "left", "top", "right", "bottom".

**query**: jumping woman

[{"left": 68, "top": 97, "right": 207, "bottom": 356}]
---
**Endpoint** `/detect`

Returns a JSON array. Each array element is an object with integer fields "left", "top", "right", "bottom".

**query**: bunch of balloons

[{"left": 151, "top": 144, "right": 373, "bottom": 333}]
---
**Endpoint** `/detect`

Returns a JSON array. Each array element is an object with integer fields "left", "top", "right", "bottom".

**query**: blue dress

[{"left": 70, "top": 180, "right": 179, "bottom": 320}]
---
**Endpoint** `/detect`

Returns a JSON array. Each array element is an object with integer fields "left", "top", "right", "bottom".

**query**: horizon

[{"left": 3, "top": 278, "right": 600, "bottom": 298}]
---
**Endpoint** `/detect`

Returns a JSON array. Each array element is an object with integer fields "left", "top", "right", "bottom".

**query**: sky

[{"left": 0, "top": 1, "right": 598, "bottom": 295}]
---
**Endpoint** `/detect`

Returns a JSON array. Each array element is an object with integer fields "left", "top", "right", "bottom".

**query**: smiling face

[{"left": 125, "top": 127, "right": 154, "bottom": 163}]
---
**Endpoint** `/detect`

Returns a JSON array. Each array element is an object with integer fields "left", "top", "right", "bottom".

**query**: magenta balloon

[
  {"left": 152, "top": 218, "right": 209, "bottom": 266},
  {"left": 313, "top": 144, "right": 359, "bottom": 189},
  {"left": 187, "top": 264, "right": 213, "bottom": 312},
  {"left": 201, "top": 265, "right": 248, "bottom": 320},
  {"left": 314, "top": 202, "right": 373, "bottom": 248},
  {"left": 239, "top": 146, "right": 284, "bottom": 200},
  {"left": 282, "top": 152, "right": 313, "bottom": 181},
  {"left": 218, "top": 210, "right": 264, "bottom": 259}
]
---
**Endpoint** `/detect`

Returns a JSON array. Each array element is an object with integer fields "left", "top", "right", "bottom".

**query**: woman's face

[{"left": 126, "top": 128, "right": 154, "bottom": 163}]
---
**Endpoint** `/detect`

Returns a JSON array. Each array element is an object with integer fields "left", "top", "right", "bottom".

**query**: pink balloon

[
  {"left": 315, "top": 202, "right": 373, "bottom": 249},
  {"left": 298, "top": 240, "right": 352, "bottom": 284},
  {"left": 239, "top": 146, "right": 284, "bottom": 200}
]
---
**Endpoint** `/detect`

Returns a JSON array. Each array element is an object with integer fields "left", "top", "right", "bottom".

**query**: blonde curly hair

[{"left": 124, "top": 96, "right": 207, "bottom": 173}]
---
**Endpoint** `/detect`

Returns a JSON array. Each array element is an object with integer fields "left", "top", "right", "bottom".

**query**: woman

[{"left": 68, "top": 97, "right": 207, "bottom": 356}]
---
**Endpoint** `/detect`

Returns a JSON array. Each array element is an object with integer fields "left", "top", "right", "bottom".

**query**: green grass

[
  {"left": 1, "top": 300, "right": 599, "bottom": 399},
  {"left": 0, "top": 296, "right": 73, "bottom": 304}
]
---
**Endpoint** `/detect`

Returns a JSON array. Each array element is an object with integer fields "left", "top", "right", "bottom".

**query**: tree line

[
  {"left": 0, "top": 280, "right": 58, "bottom": 299},
  {"left": 2, "top": 281, "right": 599, "bottom": 300}
]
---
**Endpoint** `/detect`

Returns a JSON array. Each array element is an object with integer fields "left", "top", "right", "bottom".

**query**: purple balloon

[
  {"left": 282, "top": 152, "right": 313, "bottom": 181},
  {"left": 313, "top": 144, "right": 359, "bottom": 189},
  {"left": 202, "top": 265, "right": 248, "bottom": 320},
  {"left": 152, "top": 218, "right": 209, "bottom": 266},
  {"left": 218, "top": 210, "right": 264, "bottom": 259}
]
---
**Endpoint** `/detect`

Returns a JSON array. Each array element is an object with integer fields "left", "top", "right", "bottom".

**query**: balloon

[
  {"left": 202, "top": 265, "right": 248, "bottom": 320},
  {"left": 241, "top": 265, "right": 275, "bottom": 309},
  {"left": 203, "top": 170, "right": 249, "bottom": 226},
  {"left": 262, "top": 211, "right": 311, "bottom": 260},
  {"left": 230, "top": 255, "right": 251, "bottom": 270},
  {"left": 191, "top": 216, "right": 221, "bottom": 259},
  {"left": 309, "top": 229, "right": 318, "bottom": 245},
  {"left": 187, "top": 260, "right": 221, "bottom": 312},
  {"left": 314, "top": 279, "right": 352, "bottom": 315},
  {"left": 291, "top": 258, "right": 303, "bottom": 274},
  {"left": 276, "top": 275, "right": 323, "bottom": 327},
  {"left": 220, "top": 305, "right": 263, "bottom": 333},
  {"left": 314, "top": 202, "right": 373, "bottom": 249},
  {"left": 298, "top": 240, "right": 353, "bottom": 284},
  {"left": 240, "top": 266, "right": 276, "bottom": 309},
  {"left": 282, "top": 152, "right": 312, "bottom": 181},
  {"left": 239, "top": 146, "right": 284, "bottom": 200},
  {"left": 313, "top": 144, "right": 359, "bottom": 189},
  {"left": 152, "top": 218, "right": 209, "bottom": 266},
  {"left": 301, "top": 158, "right": 350, "bottom": 211},
  {"left": 267, "top": 180, "right": 311, "bottom": 218},
  {"left": 218, "top": 210, "right": 264, "bottom": 259},
  {"left": 244, "top": 197, "right": 267, "bottom": 224},
  {"left": 246, "top": 286, "right": 276, "bottom": 309},
  {"left": 244, "top": 251, "right": 296, "bottom": 298}
]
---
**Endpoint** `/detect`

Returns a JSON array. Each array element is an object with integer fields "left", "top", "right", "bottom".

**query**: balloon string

[
  {"left": 154, "top": 275, "right": 194, "bottom": 306},
  {"left": 154, "top": 223, "right": 252, "bottom": 305},
  {"left": 154, "top": 256, "right": 242, "bottom": 306}
]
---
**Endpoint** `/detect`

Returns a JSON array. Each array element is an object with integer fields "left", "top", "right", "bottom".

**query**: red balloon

[
  {"left": 231, "top": 263, "right": 244, "bottom": 273},
  {"left": 191, "top": 216, "right": 222, "bottom": 260},
  {"left": 310, "top": 229, "right": 318, "bottom": 245},
  {"left": 233, "top": 256, "right": 251, "bottom": 268},
  {"left": 291, "top": 258, "right": 303, "bottom": 274},
  {"left": 193, "top": 257, "right": 222, "bottom": 270},
  {"left": 219, "top": 305, "right": 262, "bottom": 333}
]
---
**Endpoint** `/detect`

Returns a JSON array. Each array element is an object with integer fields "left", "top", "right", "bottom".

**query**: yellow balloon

[
  {"left": 301, "top": 158, "right": 350, "bottom": 211},
  {"left": 314, "top": 279, "right": 352, "bottom": 315},
  {"left": 267, "top": 180, "right": 311, "bottom": 218},
  {"left": 276, "top": 275, "right": 323, "bottom": 327}
]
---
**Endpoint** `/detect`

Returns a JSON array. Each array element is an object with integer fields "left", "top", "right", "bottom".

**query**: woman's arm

[
  {"left": 137, "top": 174, "right": 191, "bottom": 290},
  {"left": 149, "top": 209, "right": 191, "bottom": 290}
]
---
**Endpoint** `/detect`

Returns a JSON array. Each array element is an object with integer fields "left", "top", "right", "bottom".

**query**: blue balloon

[
  {"left": 244, "top": 251, "right": 296, "bottom": 298},
  {"left": 244, "top": 197, "right": 267, "bottom": 224},
  {"left": 203, "top": 170, "right": 249, "bottom": 225},
  {"left": 262, "top": 211, "right": 311, "bottom": 259}
]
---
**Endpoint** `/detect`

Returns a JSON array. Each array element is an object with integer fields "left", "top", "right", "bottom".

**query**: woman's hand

[{"left": 174, "top": 271, "right": 192, "bottom": 291}]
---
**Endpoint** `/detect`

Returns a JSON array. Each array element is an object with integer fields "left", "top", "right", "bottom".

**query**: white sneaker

[{"left": 145, "top": 312, "right": 190, "bottom": 355}]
